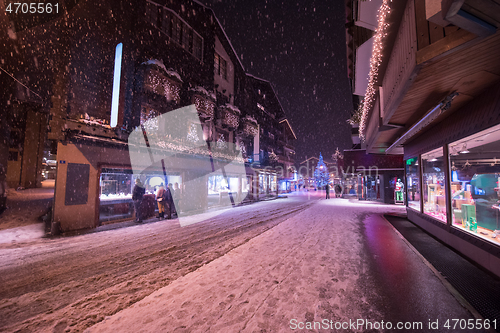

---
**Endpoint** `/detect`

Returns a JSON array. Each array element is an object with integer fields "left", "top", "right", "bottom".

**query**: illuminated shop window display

[
  {"left": 422, "top": 148, "right": 447, "bottom": 222},
  {"left": 406, "top": 157, "right": 421, "bottom": 210},
  {"left": 448, "top": 124, "right": 500, "bottom": 245},
  {"left": 259, "top": 174, "right": 267, "bottom": 193},
  {"left": 343, "top": 176, "right": 358, "bottom": 195},
  {"left": 207, "top": 175, "right": 244, "bottom": 207},
  {"left": 271, "top": 175, "right": 277, "bottom": 192},
  {"left": 208, "top": 175, "right": 228, "bottom": 194},
  {"left": 99, "top": 168, "right": 182, "bottom": 223},
  {"left": 242, "top": 177, "right": 250, "bottom": 194}
]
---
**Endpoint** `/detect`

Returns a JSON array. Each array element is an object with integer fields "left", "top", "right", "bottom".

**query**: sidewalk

[
  {"left": 385, "top": 214, "right": 500, "bottom": 332},
  {"left": 0, "top": 188, "right": 53, "bottom": 231},
  {"left": 86, "top": 199, "right": 476, "bottom": 333}
]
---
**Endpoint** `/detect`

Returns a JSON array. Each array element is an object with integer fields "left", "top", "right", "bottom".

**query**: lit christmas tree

[
  {"left": 314, "top": 153, "right": 329, "bottom": 188},
  {"left": 187, "top": 123, "right": 200, "bottom": 143}
]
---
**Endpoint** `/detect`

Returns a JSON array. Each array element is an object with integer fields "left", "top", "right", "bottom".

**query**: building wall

[
  {"left": 20, "top": 110, "right": 47, "bottom": 188},
  {"left": 54, "top": 142, "right": 100, "bottom": 231}
]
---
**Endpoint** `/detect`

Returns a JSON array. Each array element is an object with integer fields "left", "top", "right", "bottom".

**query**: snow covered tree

[{"left": 314, "top": 153, "right": 329, "bottom": 188}]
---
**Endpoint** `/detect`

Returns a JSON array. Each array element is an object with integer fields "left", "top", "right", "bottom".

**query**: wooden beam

[
  {"left": 416, "top": 28, "right": 476, "bottom": 64},
  {"left": 415, "top": 0, "right": 430, "bottom": 50},
  {"left": 429, "top": 22, "right": 445, "bottom": 43}
]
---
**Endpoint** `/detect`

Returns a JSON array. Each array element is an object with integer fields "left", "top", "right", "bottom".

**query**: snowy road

[
  {"left": 0, "top": 193, "right": 316, "bottom": 332},
  {"left": 0, "top": 192, "right": 478, "bottom": 332}
]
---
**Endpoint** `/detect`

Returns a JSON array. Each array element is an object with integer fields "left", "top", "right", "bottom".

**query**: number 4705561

[{"left": 5, "top": 3, "right": 59, "bottom": 14}]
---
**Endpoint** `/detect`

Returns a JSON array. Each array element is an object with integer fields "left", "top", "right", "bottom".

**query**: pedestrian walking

[
  {"left": 164, "top": 183, "right": 174, "bottom": 219},
  {"left": 132, "top": 178, "right": 145, "bottom": 223},
  {"left": 325, "top": 184, "right": 330, "bottom": 199},
  {"left": 173, "top": 182, "right": 181, "bottom": 216},
  {"left": 156, "top": 184, "right": 166, "bottom": 220}
]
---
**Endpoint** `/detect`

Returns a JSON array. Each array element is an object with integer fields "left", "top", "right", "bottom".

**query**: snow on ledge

[
  {"left": 189, "top": 86, "right": 216, "bottom": 100},
  {"left": 142, "top": 59, "right": 167, "bottom": 71},
  {"left": 142, "top": 59, "right": 183, "bottom": 82},
  {"left": 222, "top": 103, "right": 241, "bottom": 114}
]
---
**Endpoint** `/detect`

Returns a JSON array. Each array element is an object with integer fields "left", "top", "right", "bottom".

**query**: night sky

[{"left": 203, "top": 0, "right": 354, "bottom": 163}]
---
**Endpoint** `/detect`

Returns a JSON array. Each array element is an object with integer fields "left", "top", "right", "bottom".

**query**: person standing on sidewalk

[
  {"left": 325, "top": 184, "right": 330, "bottom": 199},
  {"left": 164, "top": 183, "right": 174, "bottom": 219},
  {"left": 132, "top": 178, "right": 145, "bottom": 223},
  {"left": 156, "top": 184, "right": 166, "bottom": 220}
]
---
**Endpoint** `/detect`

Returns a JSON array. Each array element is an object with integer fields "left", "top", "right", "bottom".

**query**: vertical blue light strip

[{"left": 110, "top": 43, "right": 123, "bottom": 128}]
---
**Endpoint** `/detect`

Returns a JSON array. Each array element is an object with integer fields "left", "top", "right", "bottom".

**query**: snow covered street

[{"left": 0, "top": 192, "right": 477, "bottom": 332}]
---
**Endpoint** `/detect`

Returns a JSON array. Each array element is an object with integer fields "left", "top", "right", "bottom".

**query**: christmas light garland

[
  {"left": 193, "top": 96, "right": 215, "bottom": 118},
  {"left": 224, "top": 111, "right": 239, "bottom": 128},
  {"left": 359, "top": 0, "right": 392, "bottom": 140}
]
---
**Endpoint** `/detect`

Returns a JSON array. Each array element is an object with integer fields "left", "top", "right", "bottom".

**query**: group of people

[
  {"left": 155, "top": 182, "right": 180, "bottom": 220},
  {"left": 132, "top": 179, "right": 181, "bottom": 223},
  {"left": 324, "top": 184, "right": 343, "bottom": 199}
]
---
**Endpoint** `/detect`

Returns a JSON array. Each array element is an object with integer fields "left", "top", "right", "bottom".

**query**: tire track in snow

[{"left": 0, "top": 197, "right": 316, "bottom": 332}]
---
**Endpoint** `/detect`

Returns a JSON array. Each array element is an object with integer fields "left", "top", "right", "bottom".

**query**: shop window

[
  {"left": 448, "top": 124, "right": 500, "bottom": 244},
  {"left": 208, "top": 175, "right": 238, "bottom": 194},
  {"left": 406, "top": 157, "right": 421, "bottom": 211},
  {"left": 422, "top": 148, "right": 447, "bottom": 222},
  {"left": 99, "top": 168, "right": 182, "bottom": 223}
]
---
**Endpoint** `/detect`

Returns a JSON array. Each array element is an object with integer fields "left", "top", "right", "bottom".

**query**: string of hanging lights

[{"left": 359, "top": 0, "right": 392, "bottom": 140}]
